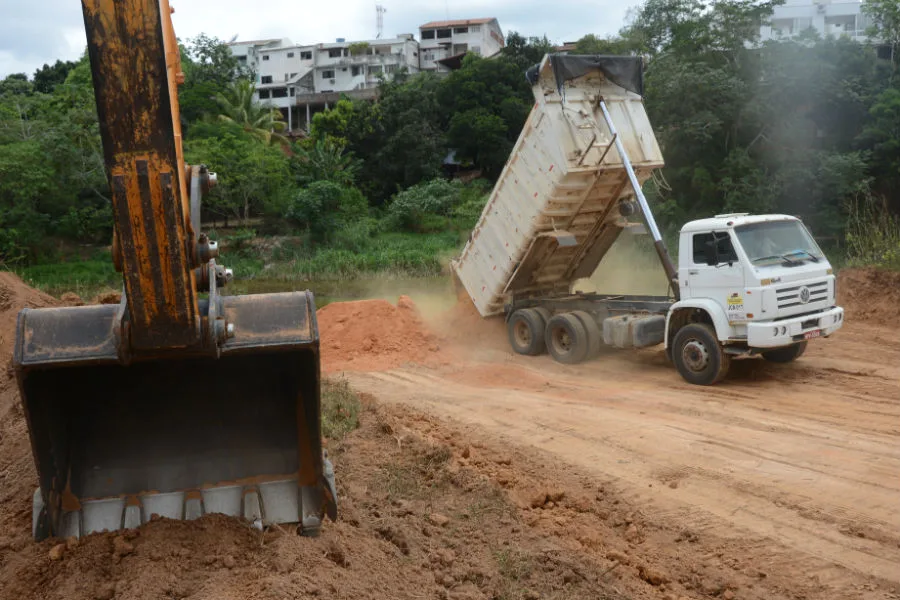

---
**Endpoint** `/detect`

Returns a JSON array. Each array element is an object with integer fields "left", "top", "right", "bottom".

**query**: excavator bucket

[
  {"left": 14, "top": 0, "right": 336, "bottom": 540},
  {"left": 16, "top": 294, "right": 336, "bottom": 540}
]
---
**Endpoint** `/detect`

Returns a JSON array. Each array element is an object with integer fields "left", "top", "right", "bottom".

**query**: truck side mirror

[{"left": 704, "top": 239, "right": 719, "bottom": 266}]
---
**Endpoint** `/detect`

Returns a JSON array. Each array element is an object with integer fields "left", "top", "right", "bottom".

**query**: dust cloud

[{"left": 572, "top": 231, "right": 671, "bottom": 296}]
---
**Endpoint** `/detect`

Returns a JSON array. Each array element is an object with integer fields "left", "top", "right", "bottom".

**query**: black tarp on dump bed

[{"left": 526, "top": 54, "right": 644, "bottom": 97}]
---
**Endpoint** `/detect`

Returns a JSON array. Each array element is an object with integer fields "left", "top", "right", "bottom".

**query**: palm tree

[
  {"left": 215, "top": 79, "right": 288, "bottom": 146},
  {"left": 293, "top": 138, "right": 362, "bottom": 186}
]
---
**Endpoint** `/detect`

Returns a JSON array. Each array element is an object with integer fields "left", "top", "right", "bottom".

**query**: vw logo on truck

[{"left": 799, "top": 286, "right": 811, "bottom": 304}]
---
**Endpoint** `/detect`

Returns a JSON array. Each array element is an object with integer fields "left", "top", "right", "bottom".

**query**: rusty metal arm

[{"left": 82, "top": 0, "right": 229, "bottom": 355}]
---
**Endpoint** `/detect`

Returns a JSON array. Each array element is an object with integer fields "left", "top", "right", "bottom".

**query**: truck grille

[{"left": 777, "top": 280, "right": 829, "bottom": 309}]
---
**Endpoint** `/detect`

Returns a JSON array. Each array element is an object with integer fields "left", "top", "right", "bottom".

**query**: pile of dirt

[
  {"left": 0, "top": 273, "right": 57, "bottom": 417},
  {"left": 317, "top": 296, "right": 444, "bottom": 373},
  {"left": 837, "top": 267, "right": 900, "bottom": 326},
  {"left": 0, "top": 379, "right": 629, "bottom": 600}
]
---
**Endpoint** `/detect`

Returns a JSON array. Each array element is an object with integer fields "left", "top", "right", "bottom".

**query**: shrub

[
  {"left": 385, "top": 178, "right": 463, "bottom": 233},
  {"left": 288, "top": 181, "right": 369, "bottom": 244}
]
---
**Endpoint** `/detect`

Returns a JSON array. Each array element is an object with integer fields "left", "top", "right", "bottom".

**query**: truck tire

[
  {"left": 533, "top": 307, "right": 552, "bottom": 325},
  {"left": 545, "top": 313, "right": 590, "bottom": 365},
  {"left": 571, "top": 310, "right": 602, "bottom": 359},
  {"left": 672, "top": 323, "right": 731, "bottom": 385},
  {"left": 507, "top": 308, "right": 547, "bottom": 356},
  {"left": 762, "top": 341, "right": 807, "bottom": 363}
]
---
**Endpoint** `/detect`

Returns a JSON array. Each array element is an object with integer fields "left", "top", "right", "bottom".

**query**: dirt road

[{"left": 345, "top": 319, "right": 900, "bottom": 600}]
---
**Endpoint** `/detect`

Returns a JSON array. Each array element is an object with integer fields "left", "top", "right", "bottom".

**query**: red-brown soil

[{"left": 0, "top": 267, "right": 897, "bottom": 600}]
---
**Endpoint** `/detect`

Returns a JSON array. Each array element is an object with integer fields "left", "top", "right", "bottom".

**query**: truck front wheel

[
  {"left": 672, "top": 323, "right": 731, "bottom": 385},
  {"left": 762, "top": 341, "right": 807, "bottom": 363}
]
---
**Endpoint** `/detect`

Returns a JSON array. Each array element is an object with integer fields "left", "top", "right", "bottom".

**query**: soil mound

[
  {"left": 0, "top": 273, "right": 56, "bottom": 416},
  {"left": 318, "top": 295, "right": 442, "bottom": 373},
  {"left": 837, "top": 267, "right": 900, "bottom": 326}
]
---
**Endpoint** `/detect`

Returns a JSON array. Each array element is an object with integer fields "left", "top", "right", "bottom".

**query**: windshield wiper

[
  {"left": 752, "top": 254, "right": 795, "bottom": 265},
  {"left": 783, "top": 249, "right": 820, "bottom": 263}
]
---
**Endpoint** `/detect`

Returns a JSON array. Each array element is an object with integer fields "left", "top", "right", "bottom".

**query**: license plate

[{"left": 803, "top": 329, "right": 821, "bottom": 340}]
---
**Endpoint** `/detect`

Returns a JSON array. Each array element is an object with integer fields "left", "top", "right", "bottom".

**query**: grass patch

[
  {"left": 845, "top": 195, "right": 900, "bottom": 270},
  {"left": 321, "top": 377, "right": 361, "bottom": 441},
  {"left": 494, "top": 548, "right": 536, "bottom": 600},
  {"left": 381, "top": 443, "right": 452, "bottom": 500},
  {"left": 16, "top": 255, "right": 119, "bottom": 299},
  {"left": 229, "top": 231, "right": 462, "bottom": 283},
  {"left": 13, "top": 230, "right": 463, "bottom": 299}
]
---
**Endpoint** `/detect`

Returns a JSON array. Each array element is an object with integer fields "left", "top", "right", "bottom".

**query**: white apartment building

[
  {"left": 227, "top": 35, "right": 420, "bottom": 132},
  {"left": 418, "top": 18, "right": 505, "bottom": 71},
  {"left": 759, "top": 0, "right": 876, "bottom": 43},
  {"left": 228, "top": 38, "right": 290, "bottom": 74}
]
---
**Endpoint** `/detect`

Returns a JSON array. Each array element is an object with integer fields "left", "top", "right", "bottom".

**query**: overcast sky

[{"left": 1, "top": 0, "right": 640, "bottom": 78}]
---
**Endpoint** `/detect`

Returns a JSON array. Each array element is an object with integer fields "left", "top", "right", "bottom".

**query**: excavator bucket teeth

[{"left": 15, "top": 291, "right": 336, "bottom": 540}]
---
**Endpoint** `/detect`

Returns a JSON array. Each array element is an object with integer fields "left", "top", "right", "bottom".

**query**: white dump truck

[{"left": 450, "top": 54, "right": 844, "bottom": 385}]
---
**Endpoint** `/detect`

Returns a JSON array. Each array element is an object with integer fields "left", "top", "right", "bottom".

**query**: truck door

[{"left": 682, "top": 231, "right": 745, "bottom": 318}]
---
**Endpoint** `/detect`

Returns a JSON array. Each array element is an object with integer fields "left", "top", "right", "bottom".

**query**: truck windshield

[{"left": 734, "top": 220, "right": 824, "bottom": 266}]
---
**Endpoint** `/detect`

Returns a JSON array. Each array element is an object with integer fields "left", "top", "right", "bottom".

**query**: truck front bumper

[{"left": 747, "top": 307, "right": 844, "bottom": 348}]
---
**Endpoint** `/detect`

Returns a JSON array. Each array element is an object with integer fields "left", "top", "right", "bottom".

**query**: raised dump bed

[{"left": 451, "top": 55, "right": 665, "bottom": 317}]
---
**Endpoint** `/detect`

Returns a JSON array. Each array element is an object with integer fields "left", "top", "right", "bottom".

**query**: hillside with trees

[{"left": 1, "top": 0, "right": 898, "bottom": 296}]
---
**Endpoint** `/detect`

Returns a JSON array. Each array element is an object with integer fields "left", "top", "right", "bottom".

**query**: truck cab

[{"left": 665, "top": 213, "right": 844, "bottom": 384}]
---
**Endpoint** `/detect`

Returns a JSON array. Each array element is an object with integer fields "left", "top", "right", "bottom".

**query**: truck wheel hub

[
  {"left": 514, "top": 321, "right": 531, "bottom": 346},
  {"left": 682, "top": 339, "right": 710, "bottom": 372}
]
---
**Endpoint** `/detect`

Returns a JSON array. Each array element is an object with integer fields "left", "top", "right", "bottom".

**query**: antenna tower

[{"left": 376, "top": 4, "right": 386, "bottom": 39}]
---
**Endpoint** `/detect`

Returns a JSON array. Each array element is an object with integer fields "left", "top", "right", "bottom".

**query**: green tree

[
  {"left": 863, "top": 0, "right": 900, "bottom": 61},
  {"left": 215, "top": 79, "right": 288, "bottom": 145},
  {"left": 180, "top": 33, "right": 250, "bottom": 124},
  {"left": 33, "top": 60, "right": 79, "bottom": 94},
  {"left": 502, "top": 32, "right": 555, "bottom": 70},
  {"left": 291, "top": 138, "right": 362, "bottom": 186},
  {"left": 573, "top": 34, "right": 640, "bottom": 55},
  {"left": 859, "top": 87, "right": 900, "bottom": 203},
  {"left": 287, "top": 181, "right": 368, "bottom": 243},
  {"left": 185, "top": 127, "right": 293, "bottom": 225}
]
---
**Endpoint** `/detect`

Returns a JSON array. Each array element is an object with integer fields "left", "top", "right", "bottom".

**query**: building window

[
  {"left": 322, "top": 69, "right": 335, "bottom": 79},
  {"left": 437, "top": 29, "right": 451, "bottom": 39},
  {"left": 289, "top": 88, "right": 295, "bottom": 96},
  {"left": 272, "top": 88, "right": 288, "bottom": 98},
  {"left": 384, "top": 64, "right": 396, "bottom": 74},
  {"left": 301, "top": 51, "right": 312, "bottom": 60},
  {"left": 470, "top": 25, "right": 481, "bottom": 32},
  {"left": 261, "top": 75, "right": 273, "bottom": 84},
  {"left": 262, "top": 55, "right": 270, "bottom": 61},
  {"left": 422, "top": 29, "right": 435, "bottom": 39},
  {"left": 258, "top": 89, "right": 271, "bottom": 99},
  {"left": 290, "top": 72, "right": 297, "bottom": 78},
  {"left": 351, "top": 65, "right": 362, "bottom": 76},
  {"left": 454, "top": 27, "right": 468, "bottom": 34},
  {"left": 370, "top": 65, "right": 383, "bottom": 75},
  {"left": 236, "top": 55, "right": 247, "bottom": 62},
  {"left": 328, "top": 48, "right": 342, "bottom": 58},
  {"left": 287, "top": 52, "right": 294, "bottom": 58},
  {"left": 471, "top": 46, "right": 481, "bottom": 55}
]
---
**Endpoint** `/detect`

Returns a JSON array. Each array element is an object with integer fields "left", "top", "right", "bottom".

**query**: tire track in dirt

[{"left": 345, "top": 329, "right": 900, "bottom": 597}]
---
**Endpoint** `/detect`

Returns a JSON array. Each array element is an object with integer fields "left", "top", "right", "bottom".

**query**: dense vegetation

[{"left": 1, "top": 0, "right": 899, "bottom": 298}]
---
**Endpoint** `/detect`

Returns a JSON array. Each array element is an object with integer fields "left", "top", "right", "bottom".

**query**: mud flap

[{"left": 15, "top": 291, "right": 336, "bottom": 539}]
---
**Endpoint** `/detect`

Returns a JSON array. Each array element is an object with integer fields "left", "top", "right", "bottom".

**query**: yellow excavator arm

[{"left": 14, "top": 0, "right": 336, "bottom": 541}]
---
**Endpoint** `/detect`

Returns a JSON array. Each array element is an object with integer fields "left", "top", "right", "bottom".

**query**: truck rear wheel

[
  {"left": 571, "top": 310, "right": 602, "bottom": 359},
  {"left": 672, "top": 323, "right": 730, "bottom": 385},
  {"left": 507, "top": 308, "right": 548, "bottom": 356},
  {"left": 545, "top": 313, "right": 590, "bottom": 364},
  {"left": 762, "top": 341, "right": 807, "bottom": 363}
]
